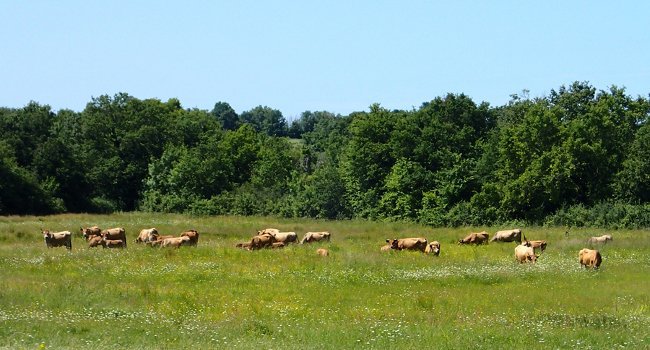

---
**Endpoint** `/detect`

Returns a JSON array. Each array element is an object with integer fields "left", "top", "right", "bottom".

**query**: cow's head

[
  {"left": 42, "top": 230, "right": 51, "bottom": 239},
  {"left": 522, "top": 236, "right": 532, "bottom": 247},
  {"left": 428, "top": 242, "right": 441, "bottom": 256},
  {"left": 386, "top": 239, "right": 399, "bottom": 249}
]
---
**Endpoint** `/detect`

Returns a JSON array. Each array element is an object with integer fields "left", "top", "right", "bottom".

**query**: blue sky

[{"left": 1, "top": 1, "right": 648, "bottom": 120}]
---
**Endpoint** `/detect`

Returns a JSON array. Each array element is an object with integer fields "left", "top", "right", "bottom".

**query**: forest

[{"left": 1, "top": 81, "right": 649, "bottom": 228}]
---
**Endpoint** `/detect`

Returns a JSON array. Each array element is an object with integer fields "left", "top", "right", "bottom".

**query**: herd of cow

[{"left": 41, "top": 226, "right": 610, "bottom": 268}]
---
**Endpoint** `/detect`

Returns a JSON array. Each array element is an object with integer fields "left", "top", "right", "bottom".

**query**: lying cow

[
  {"left": 458, "top": 232, "right": 489, "bottom": 245},
  {"left": 271, "top": 242, "right": 286, "bottom": 249},
  {"left": 514, "top": 243, "right": 537, "bottom": 263},
  {"left": 180, "top": 230, "right": 199, "bottom": 246},
  {"left": 258, "top": 228, "right": 280, "bottom": 236},
  {"left": 102, "top": 238, "right": 125, "bottom": 249},
  {"left": 317, "top": 248, "right": 329, "bottom": 257},
  {"left": 300, "top": 232, "right": 331, "bottom": 244},
  {"left": 491, "top": 229, "right": 522, "bottom": 243},
  {"left": 88, "top": 235, "right": 105, "bottom": 248},
  {"left": 587, "top": 235, "right": 613, "bottom": 244},
  {"left": 42, "top": 230, "right": 72, "bottom": 250},
  {"left": 271, "top": 231, "right": 297, "bottom": 244},
  {"left": 386, "top": 237, "right": 428, "bottom": 252},
  {"left": 579, "top": 248, "right": 602, "bottom": 269},
  {"left": 102, "top": 228, "right": 127, "bottom": 247},
  {"left": 135, "top": 228, "right": 159, "bottom": 244},
  {"left": 80, "top": 226, "right": 101, "bottom": 241},
  {"left": 425, "top": 241, "right": 441, "bottom": 256},
  {"left": 248, "top": 234, "right": 277, "bottom": 250},
  {"left": 161, "top": 236, "right": 191, "bottom": 248},
  {"left": 146, "top": 235, "right": 174, "bottom": 248}
]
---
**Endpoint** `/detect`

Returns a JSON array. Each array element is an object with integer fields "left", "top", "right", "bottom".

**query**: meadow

[{"left": 0, "top": 213, "right": 648, "bottom": 349}]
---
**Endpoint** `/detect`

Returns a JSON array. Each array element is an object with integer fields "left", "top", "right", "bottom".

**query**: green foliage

[{"left": 239, "top": 105, "right": 287, "bottom": 136}]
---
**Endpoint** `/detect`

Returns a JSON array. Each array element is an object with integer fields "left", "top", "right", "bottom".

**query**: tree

[
  {"left": 211, "top": 101, "right": 239, "bottom": 130},
  {"left": 239, "top": 106, "right": 287, "bottom": 136}
]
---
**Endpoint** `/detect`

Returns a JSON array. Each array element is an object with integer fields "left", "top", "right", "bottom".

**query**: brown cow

[
  {"left": 458, "top": 232, "right": 489, "bottom": 245},
  {"left": 102, "top": 238, "right": 125, "bottom": 249},
  {"left": 135, "top": 228, "right": 159, "bottom": 244},
  {"left": 514, "top": 243, "right": 537, "bottom": 263},
  {"left": 102, "top": 228, "right": 127, "bottom": 247},
  {"left": 425, "top": 241, "right": 441, "bottom": 256},
  {"left": 248, "top": 234, "right": 277, "bottom": 250},
  {"left": 180, "top": 230, "right": 199, "bottom": 246},
  {"left": 385, "top": 237, "right": 428, "bottom": 252},
  {"left": 146, "top": 235, "right": 174, "bottom": 247},
  {"left": 527, "top": 240, "right": 547, "bottom": 253},
  {"left": 42, "top": 230, "right": 72, "bottom": 250},
  {"left": 300, "top": 232, "right": 331, "bottom": 244},
  {"left": 491, "top": 229, "right": 522, "bottom": 243},
  {"left": 80, "top": 226, "right": 102, "bottom": 241},
  {"left": 88, "top": 235, "right": 105, "bottom": 248},
  {"left": 587, "top": 235, "right": 613, "bottom": 244},
  {"left": 161, "top": 236, "right": 191, "bottom": 248},
  {"left": 579, "top": 248, "right": 602, "bottom": 269},
  {"left": 316, "top": 248, "right": 329, "bottom": 257}
]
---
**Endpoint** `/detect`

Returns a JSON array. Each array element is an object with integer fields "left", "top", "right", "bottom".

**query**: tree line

[{"left": 2, "top": 82, "right": 649, "bottom": 228}]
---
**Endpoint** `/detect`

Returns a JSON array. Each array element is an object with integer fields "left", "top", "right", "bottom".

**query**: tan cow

[
  {"left": 579, "top": 248, "right": 602, "bottom": 269},
  {"left": 271, "top": 231, "right": 298, "bottom": 244},
  {"left": 180, "top": 230, "right": 199, "bottom": 246},
  {"left": 458, "top": 232, "right": 489, "bottom": 245},
  {"left": 102, "top": 228, "right": 127, "bottom": 247},
  {"left": 248, "top": 234, "right": 277, "bottom": 250},
  {"left": 425, "top": 241, "right": 441, "bottom": 256},
  {"left": 491, "top": 229, "right": 522, "bottom": 243},
  {"left": 161, "top": 236, "right": 191, "bottom": 248},
  {"left": 527, "top": 240, "right": 547, "bottom": 253},
  {"left": 88, "top": 235, "right": 105, "bottom": 248},
  {"left": 300, "top": 232, "right": 331, "bottom": 244},
  {"left": 102, "top": 238, "right": 125, "bottom": 249},
  {"left": 316, "top": 248, "right": 329, "bottom": 257},
  {"left": 80, "top": 226, "right": 101, "bottom": 241},
  {"left": 135, "top": 228, "right": 159, "bottom": 244},
  {"left": 514, "top": 243, "right": 537, "bottom": 263},
  {"left": 146, "top": 235, "right": 174, "bottom": 248},
  {"left": 386, "top": 237, "right": 428, "bottom": 252},
  {"left": 587, "top": 235, "right": 613, "bottom": 244},
  {"left": 42, "top": 230, "right": 72, "bottom": 250},
  {"left": 258, "top": 228, "right": 280, "bottom": 236}
]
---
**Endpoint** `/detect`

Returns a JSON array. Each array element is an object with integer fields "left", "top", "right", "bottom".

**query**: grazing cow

[
  {"left": 425, "top": 241, "right": 441, "bottom": 256},
  {"left": 385, "top": 237, "right": 428, "bottom": 252},
  {"left": 88, "top": 235, "right": 105, "bottom": 248},
  {"left": 258, "top": 228, "right": 280, "bottom": 236},
  {"left": 578, "top": 248, "right": 602, "bottom": 269},
  {"left": 587, "top": 235, "right": 613, "bottom": 244},
  {"left": 102, "top": 228, "right": 127, "bottom": 247},
  {"left": 491, "top": 229, "right": 522, "bottom": 243},
  {"left": 135, "top": 228, "right": 159, "bottom": 244},
  {"left": 80, "top": 226, "right": 102, "bottom": 241},
  {"left": 161, "top": 236, "right": 191, "bottom": 248},
  {"left": 514, "top": 243, "right": 537, "bottom": 263},
  {"left": 300, "top": 232, "right": 331, "bottom": 244},
  {"left": 380, "top": 244, "right": 392, "bottom": 252},
  {"left": 458, "top": 232, "right": 489, "bottom": 245},
  {"left": 180, "top": 230, "right": 199, "bottom": 246},
  {"left": 271, "top": 231, "right": 298, "bottom": 244},
  {"left": 42, "top": 230, "right": 72, "bottom": 250},
  {"left": 317, "top": 248, "right": 329, "bottom": 257},
  {"left": 248, "top": 234, "right": 277, "bottom": 250},
  {"left": 102, "top": 238, "right": 125, "bottom": 249},
  {"left": 527, "top": 240, "right": 547, "bottom": 253}
]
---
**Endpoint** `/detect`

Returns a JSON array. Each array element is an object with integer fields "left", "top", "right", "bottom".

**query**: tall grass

[{"left": 0, "top": 213, "right": 648, "bottom": 349}]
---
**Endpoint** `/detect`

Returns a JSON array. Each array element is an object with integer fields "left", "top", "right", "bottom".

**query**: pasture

[{"left": 0, "top": 213, "right": 648, "bottom": 349}]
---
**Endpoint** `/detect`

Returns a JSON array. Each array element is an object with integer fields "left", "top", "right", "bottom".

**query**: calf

[
  {"left": 527, "top": 240, "right": 547, "bottom": 253},
  {"left": 316, "top": 248, "right": 329, "bottom": 257},
  {"left": 146, "top": 235, "right": 174, "bottom": 248},
  {"left": 385, "top": 237, "right": 428, "bottom": 252},
  {"left": 42, "top": 230, "right": 72, "bottom": 250},
  {"left": 135, "top": 228, "right": 159, "bottom": 244},
  {"left": 425, "top": 241, "right": 441, "bottom": 256},
  {"left": 180, "top": 230, "right": 199, "bottom": 246},
  {"left": 102, "top": 238, "right": 125, "bottom": 249},
  {"left": 80, "top": 226, "right": 101, "bottom": 241},
  {"left": 579, "top": 248, "right": 602, "bottom": 269},
  {"left": 161, "top": 236, "right": 191, "bottom": 248},
  {"left": 300, "top": 232, "right": 331, "bottom": 244},
  {"left": 88, "top": 235, "right": 105, "bottom": 248},
  {"left": 514, "top": 243, "right": 537, "bottom": 263},
  {"left": 458, "top": 232, "right": 489, "bottom": 245}
]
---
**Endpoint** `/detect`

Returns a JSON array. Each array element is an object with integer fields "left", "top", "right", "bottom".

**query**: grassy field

[{"left": 0, "top": 213, "right": 648, "bottom": 349}]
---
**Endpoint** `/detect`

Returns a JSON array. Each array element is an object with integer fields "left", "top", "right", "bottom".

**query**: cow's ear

[{"left": 385, "top": 239, "right": 390, "bottom": 243}]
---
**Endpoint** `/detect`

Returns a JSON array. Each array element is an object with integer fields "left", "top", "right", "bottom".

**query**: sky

[{"left": 1, "top": 1, "right": 648, "bottom": 120}]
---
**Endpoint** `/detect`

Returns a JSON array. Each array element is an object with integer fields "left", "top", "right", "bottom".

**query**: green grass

[{"left": 0, "top": 213, "right": 648, "bottom": 349}]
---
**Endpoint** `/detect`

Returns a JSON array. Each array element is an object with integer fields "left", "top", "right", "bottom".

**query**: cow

[
  {"left": 317, "top": 248, "right": 329, "bottom": 257},
  {"left": 80, "top": 226, "right": 101, "bottom": 241},
  {"left": 88, "top": 235, "right": 105, "bottom": 248},
  {"left": 579, "top": 248, "right": 602, "bottom": 269},
  {"left": 425, "top": 241, "right": 441, "bottom": 256},
  {"left": 42, "top": 230, "right": 72, "bottom": 250},
  {"left": 248, "top": 234, "right": 277, "bottom": 250},
  {"left": 257, "top": 228, "right": 280, "bottom": 236},
  {"left": 491, "top": 229, "right": 522, "bottom": 243},
  {"left": 102, "top": 228, "right": 127, "bottom": 247},
  {"left": 145, "top": 235, "right": 174, "bottom": 247},
  {"left": 587, "top": 235, "right": 613, "bottom": 244},
  {"left": 271, "top": 231, "right": 298, "bottom": 244},
  {"left": 102, "top": 238, "right": 125, "bottom": 249},
  {"left": 300, "top": 232, "right": 331, "bottom": 244},
  {"left": 180, "top": 230, "right": 199, "bottom": 246},
  {"left": 527, "top": 240, "right": 547, "bottom": 253},
  {"left": 514, "top": 243, "right": 537, "bottom": 263},
  {"left": 458, "top": 232, "right": 489, "bottom": 245},
  {"left": 135, "top": 228, "right": 159, "bottom": 244},
  {"left": 385, "top": 237, "right": 428, "bottom": 252},
  {"left": 161, "top": 236, "right": 191, "bottom": 248}
]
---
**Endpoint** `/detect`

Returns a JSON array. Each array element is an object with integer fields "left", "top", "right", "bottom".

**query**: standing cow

[
  {"left": 578, "top": 248, "right": 602, "bottom": 269},
  {"left": 587, "top": 235, "right": 612, "bottom": 244},
  {"left": 491, "top": 229, "right": 522, "bottom": 243},
  {"left": 101, "top": 228, "right": 127, "bottom": 247},
  {"left": 385, "top": 237, "right": 428, "bottom": 252},
  {"left": 80, "top": 226, "right": 101, "bottom": 241},
  {"left": 514, "top": 243, "right": 537, "bottom": 263},
  {"left": 42, "top": 230, "right": 72, "bottom": 250}
]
